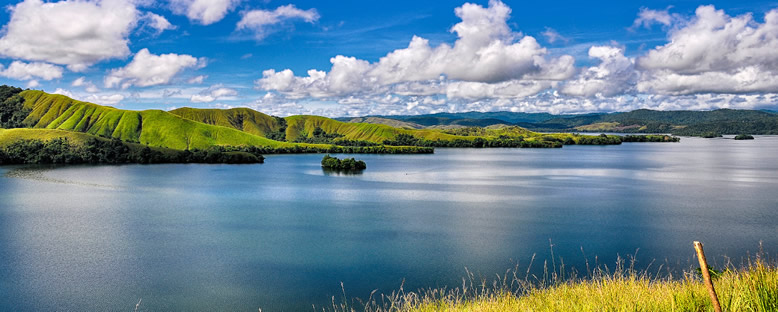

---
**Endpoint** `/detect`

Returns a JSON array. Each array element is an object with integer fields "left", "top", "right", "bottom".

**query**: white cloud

[
  {"left": 446, "top": 80, "right": 553, "bottom": 100},
  {"left": 140, "top": 12, "right": 176, "bottom": 34},
  {"left": 637, "top": 6, "right": 778, "bottom": 94},
  {"left": 237, "top": 4, "right": 320, "bottom": 40},
  {"left": 561, "top": 45, "right": 636, "bottom": 97},
  {"left": 187, "top": 75, "right": 207, "bottom": 84},
  {"left": 190, "top": 85, "right": 238, "bottom": 102},
  {"left": 170, "top": 0, "right": 240, "bottom": 25},
  {"left": 26, "top": 80, "right": 40, "bottom": 88},
  {"left": 105, "top": 48, "right": 204, "bottom": 89},
  {"left": 86, "top": 93, "right": 125, "bottom": 105},
  {"left": 0, "top": 0, "right": 139, "bottom": 70},
  {"left": 72, "top": 77, "right": 87, "bottom": 87},
  {"left": 72, "top": 77, "right": 100, "bottom": 93},
  {"left": 0, "top": 61, "right": 64, "bottom": 81},
  {"left": 630, "top": 7, "right": 679, "bottom": 30},
  {"left": 52, "top": 87, "right": 124, "bottom": 105},
  {"left": 256, "top": 0, "right": 573, "bottom": 101},
  {"left": 52, "top": 88, "right": 74, "bottom": 98},
  {"left": 541, "top": 27, "right": 567, "bottom": 43}
]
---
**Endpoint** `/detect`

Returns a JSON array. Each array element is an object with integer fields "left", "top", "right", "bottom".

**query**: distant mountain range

[{"left": 339, "top": 109, "right": 778, "bottom": 136}]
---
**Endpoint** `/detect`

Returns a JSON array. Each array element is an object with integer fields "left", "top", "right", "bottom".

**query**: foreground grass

[{"left": 332, "top": 255, "right": 778, "bottom": 312}]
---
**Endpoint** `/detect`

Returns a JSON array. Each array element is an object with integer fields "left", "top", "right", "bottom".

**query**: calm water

[{"left": 1, "top": 136, "right": 777, "bottom": 311}]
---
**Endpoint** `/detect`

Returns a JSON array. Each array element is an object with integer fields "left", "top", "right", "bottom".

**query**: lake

[{"left": 1, "top": 136, "right": 777, "bottom": 311}]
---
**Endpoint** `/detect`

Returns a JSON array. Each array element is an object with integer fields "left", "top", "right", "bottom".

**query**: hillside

[
  {"left": 169, "top": 107, "right": 283, "bottom": 137},
  {"left": 0, "top": 87, "right": 680, "bottom": 154},
  {"left": 20, "top": 90, "right": 291, "bottom": 150},
  {"left": 343, "top": 109, "right": 778, "bottom": 136},
  {"left": 283, "top": 115, "right": 470, "bottom": 143},
  {"left": 345, "top": 117, "right": 424, "bottom": 129}
]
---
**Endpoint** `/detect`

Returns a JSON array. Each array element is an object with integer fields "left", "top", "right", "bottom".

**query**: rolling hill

[
  {"left": 20, "top": 90, "right": 292, "bottom": 150},
  {"left": 0, "top": 87, "right": 680, "bottom": 156}
]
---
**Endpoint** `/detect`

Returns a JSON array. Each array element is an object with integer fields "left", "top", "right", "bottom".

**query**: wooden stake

[{"left": 694, "top": 241, "right": 722, "bottom": 312}]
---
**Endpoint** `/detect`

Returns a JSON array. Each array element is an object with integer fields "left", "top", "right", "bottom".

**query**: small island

[
  {"left": 701, "top": 132, "right": 723, "bottom": 138},
  {"left": 321, "top": 155, "right": 366, "bottom": 171},
  {"left": 734, "top": 134, "right": 755, "bottom": 140}
]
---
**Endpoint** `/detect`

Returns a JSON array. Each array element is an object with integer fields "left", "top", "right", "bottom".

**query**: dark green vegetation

[
  {"left": 701, "top": 132, "right": 724, "bottom": 138},
  {"left": 621, "top": 135, "right": 681, "bottom": 142},
  {"left": 352, "top": 109, "right": 778, "bottom": 137},
  {"left": 0, "top": 136, "right": 264, "bottom": 165},
  {"left": 0, "top": 85, "right": 29, "bottom": 129},
  {"left": 321, "top": 154, "right": 366, "bottom": 171},
  {"left": 735, "top": 134, "right": 755, "bottom": 140}
]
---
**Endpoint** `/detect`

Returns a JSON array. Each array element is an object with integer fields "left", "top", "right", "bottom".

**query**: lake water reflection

[{"left": 1, "top": 136, "right": 777, "bottom": 311}]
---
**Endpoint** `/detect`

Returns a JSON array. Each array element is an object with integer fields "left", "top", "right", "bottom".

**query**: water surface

[{"left": 1, "top": 136, "right": 777, "bottom": 311}]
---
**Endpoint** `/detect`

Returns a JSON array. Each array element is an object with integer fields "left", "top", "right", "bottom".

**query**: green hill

[
  {"left": 0, "top": 87, "right": 677, "bottom": 154},
  {"left": 345, "top": 117, "right": 425, "bottom": 129},
  {"left": 283, "top": 115, "right": 470, "bottom": 143},
  {"left": 169, "top": 107, "right": 282, "bottom": 138},
  {"left": 169, "top": 107, "right": 563, "bottom": 145},
  {"left": 20, "top": 90, "right": 291, "bottom": 150}
]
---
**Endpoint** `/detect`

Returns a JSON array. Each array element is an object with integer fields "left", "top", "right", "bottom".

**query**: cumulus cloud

[
  {"left": 636, "top": 6, "right": 778, "bottom": 94},
  {"left": 561, "top": 45, "right": 636, "bottom": 97},
  {"left": 0, "top": 0, "right": 139, "bottom": 70},
  {"left": 237, "top": 4, "right": 320, "bottom": 40},
  {"left": 0, "top": 61, "right": 64, "bottom": 81},
  {"left": 256, "top": 0, "right": 574, "bottom": 101},
  {"left": 105, "top": 48, "right": 204, "bottom": 89},
  {"left": 170, "top": 0, "right": 240, "bottom": 25},
  {"left": 190, "top": 85, "right": 238, "bottom": 102}
]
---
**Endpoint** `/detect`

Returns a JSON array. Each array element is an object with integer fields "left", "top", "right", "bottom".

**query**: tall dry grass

[{"left": 326, "top": 245, "right": 777, "bottom": 312}]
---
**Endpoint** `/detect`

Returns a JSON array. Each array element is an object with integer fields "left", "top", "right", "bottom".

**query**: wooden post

[{"left": 694, "top": 241, "right": 722, "bottom": 312}]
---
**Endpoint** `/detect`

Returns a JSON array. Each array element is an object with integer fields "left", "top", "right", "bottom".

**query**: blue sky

[{"left": 0, "top": 0, "right": 777, "bottom": 116}]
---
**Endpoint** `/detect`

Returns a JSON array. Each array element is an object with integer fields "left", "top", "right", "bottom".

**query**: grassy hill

[
  {"left": 283, "top": 115, "right": 471, "bottom": 143},
  {"left": 169, "top": 107, "right": 282, "bottom": 137},
  {"left": 170, "top": 107, "right": 594, "bottom": 146},
  {"left": 0, "top": 87, "right": 678, "bottom": 154},
  {"left": 345, "top": 117, "right": 424, "bottom": 129},
  {"left": 20, "top": 90, "right": 292, "bottom": 150}
]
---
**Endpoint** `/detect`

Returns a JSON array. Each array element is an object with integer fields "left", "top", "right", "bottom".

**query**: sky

[{"left": 0, "top": 0, "right": 777, "bottom": 117}]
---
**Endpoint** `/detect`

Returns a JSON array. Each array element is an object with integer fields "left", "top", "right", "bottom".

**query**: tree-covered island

[{"left": 321, "top": 155, "right": 367, "bottom": 171}]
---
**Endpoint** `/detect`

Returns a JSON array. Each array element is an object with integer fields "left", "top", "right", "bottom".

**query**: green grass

[
  {"left": 284, "top": 115, "right": 472, "bottom": 143},
  {"left": 0, "top": 128, "right": 181, "bottom": 157},
  {"left": 0, "top": 128, "right": 98, "bottom": 146},
  {"left": 329, "top": 254, "right": 777, "bottom": 312},
  {"left": 169, "top": 107, "right": 282, "bottom": 137},
  {"left": 20, "top": 90, "right": 294, "bottom": 150}
]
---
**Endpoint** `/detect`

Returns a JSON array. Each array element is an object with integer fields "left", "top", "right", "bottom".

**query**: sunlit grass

[{"left": 328, "top": 249, "right": 778, "bottom": 312}]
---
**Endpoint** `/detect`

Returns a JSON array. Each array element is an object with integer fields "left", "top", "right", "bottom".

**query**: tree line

[{"left": 0, "top": 137, "right": 265, "bottom": 165}]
